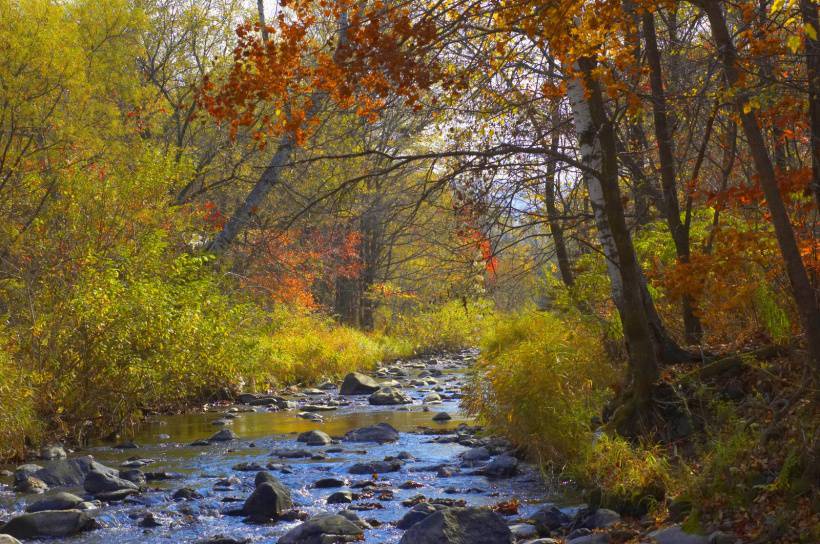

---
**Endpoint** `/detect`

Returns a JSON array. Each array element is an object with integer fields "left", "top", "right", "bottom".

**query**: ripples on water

[{"left": 0, "top": 360, "right": 551, "bottom": 543}]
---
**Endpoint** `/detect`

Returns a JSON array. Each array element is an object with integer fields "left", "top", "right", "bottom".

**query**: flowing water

[{"left": 0, "top": 350, "right": 566, "bottom": 543}]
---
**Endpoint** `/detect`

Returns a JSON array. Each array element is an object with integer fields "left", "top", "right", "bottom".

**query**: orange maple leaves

[{"left": 199, "top": 0, "right": 442, "bottom": 145}]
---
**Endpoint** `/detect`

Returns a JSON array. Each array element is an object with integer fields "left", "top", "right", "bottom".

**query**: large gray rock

[
  {"left": 39, "top": 446, "right": 67, "bottom": 460},
  {"left": 567, "top": 535, "right": 610, "bottom": 544},
  {"left": 242, "top": 477, "right": 293, "bottom": 521},
  {"left": 339, "top": 372, "right": 381, "bottom": 395},
  {"left": 476, "top": 455, "right": 518, "bottom": 478},
  {"left": 0, "top": 510, "right": 96, "bottom": 539},
  {"left": 581, "top": 508, "right": 620, "bottom": 529},
  {"left": 25, "top": 492, "right": 85, "bottom": 513},
  {"left": 21, "top": 456, "right": 117, "bottom": 488},
  {"left": 84, "top": 470, "right": 139, "bottom": 495},
  {"left": 398, "top": 507, "right": 512, "bottom": 544},
  {"left": 343, "top": 423, "right": 399, "bottom": 443},
  {"left": 297, "top": 430, "right": 331, "bottom": 446},
  {"left": 277, "top": 512, "right": 364, "bottom": 544},
  {"left": 648, "top": 526, "right": 709, "bottom": 544},
  {"left": 397, "top": 503, "right": 448, "bottom": 529},
  {"left": 208, "top": 429, "right": 238, "bottom": 442},
  {"left": 368, "top": 387, "right": 412, "bottom": 405},
  {"left": 529, "top": 505, "right": 571, "bottom": 533},
  {"left": 348, "top": 460, "right": 402, "bottom": 474},
  {"left": 0, "top": 535, "right": 22, "bottom": 544}
]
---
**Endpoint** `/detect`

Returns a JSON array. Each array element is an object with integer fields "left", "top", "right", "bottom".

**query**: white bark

[{"left": 567, "top": 76, "right": 625, "bottom": 308}]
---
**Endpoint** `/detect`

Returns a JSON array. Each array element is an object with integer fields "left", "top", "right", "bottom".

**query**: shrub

[
  {"left": 0, "top": 340, "right": 40, "bottom": 460},
  {"left": 380, "top": 299, "right": 494, "bottom": 354},
  {"left": 576, "top": 435, "right": 671, "bottom": 516},
  {"left": 260, "top": 308, "right": 411, "bottom": 385},
  {"left": 464, "top": 309, "right": 617, "bottom": 465}
]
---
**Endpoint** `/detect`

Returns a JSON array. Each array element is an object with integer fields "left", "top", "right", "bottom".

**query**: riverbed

[{"left": 0, "top": 350, "right": 565, "bottom": 543}]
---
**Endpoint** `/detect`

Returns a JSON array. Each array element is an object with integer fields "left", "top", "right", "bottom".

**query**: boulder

[
  {"left": 432, "top": 412, "right": 452, "bottom": 422},
  {"left": 297, "top": 430, "right": 332, "bottom": 446},
  {"left": 84, "top": 470, "right": 139, "bottom": 495},
  {"left": 339, "top": 372, "right": 381, "bottom": 395},
  {"left": 208, "top": 429, "right": 238, "bottom": 442},
  {"left": 348, "top": 460, "right": 402, "bottom": 474},
  {"left": 326, "top": 491, "right": 355, "bottom": 504},
  {"left": 476, "top": 455, "right": 518, "bottom": 478},
  {"left": 509, "top": 524, "right": 538, "bottom": 539},
  {"left": 368, "top": 387, "right": 412, "bottom": 405},
  {"left": 461, "top": 447, "right": 490, "bottom": 464},
  {"left": 530, "top": 505, "right": 571, "bottom": 533},
  {"left": 423, "top": 393, "right": 442, "bottom": 403},
  {"left": 343, "top": 423, "right": 399, "bottom": 443},
  {"left": 567, "top": 535, "right": 610, "bottom": 544},
  {"left": 396, "top": 502, "right": 448, "bottom": 529},
  {"left": 0, "top": 535, "right": 22, "bottom": 544},
  {"left": 398, "top": 507, "right": 513, "bottom": 544},
  {"left": 580, "top": 508, "right": 620, "bottom": 529},
  {"left": 25, "top": 492, "right": 85, "bottom": 513},
  {"left": 119, "top": 469, "right": 146, "bottom": 486},
  {"left": 0, "top": 510, "right": 96, "bottom": 539},
  {"left": 277, "top": 512, "right": 364, "bottom": 544},
  {"left": 39, "top": 446, "right": 67, "bottom": 460},
  {"left": 242, "top": 479, "right": 293, "bottom": 521},
  {"left": 13, "top": 475, "right": 48, "bottom": 494},
  {"left": 648, "top": 526, "right": 709, "bottom": 544},
  {"left": 314, "top": 477, "right": 346, "bottom": 488},
  {"left": 25, "top": 456, "right": 117, "bottom": 487}
]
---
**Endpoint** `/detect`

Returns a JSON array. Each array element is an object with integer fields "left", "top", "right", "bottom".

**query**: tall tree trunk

[
  {"left": 568, "top": 80, "right": 692, "bottom": 365},
  {"left": 642, "top": 10, "right": 704, "bottom": 344},
  {"left": 702, "top": 0, "right": 820, "bottom": 369},
  {"left": 568, "top": 62, "right": 660, "bottom": 407},
  {"left": 800, "top": 0, "right": 820, "bottom": 207},
  {"left": 545, "top": 107, "right": 574, "bottom": 287}
]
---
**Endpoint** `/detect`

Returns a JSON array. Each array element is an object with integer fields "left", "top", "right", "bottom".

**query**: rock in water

[
  {"left": 0, "top": 510, "right": 96, "bottom": 539},
  {"left": 24, "top": 456, "right": 118, "bottom": 487},
  {"left": 397, "top": 503, "right": 448, "bottom": 529},
  {"left": 476, "top": 455, "right": 518, "bottom": 478},
  {"left": 242, "top": 478, "right": 293, "bottom": 521},
  {"left": 39, "top": 446, "right": 67, "bottom": 460},
  {"left": 25, "top": 492, "right": 85, "bottom": 513},
  {"left": 0, "top": 535, "right": 22, "bottom": 544},
  {"left": 84, "top": 470, "right": 139, "bottom": 495},
  {"left": 208, "top": 429, "right": 238, "bottom": 442},
  {"left": 297, "top": 430, "right": 332, "bottom": 446},
  {"left": 339, "top": 372, "right": 381, "bottom": 395},
  {"left": 343, "top": 423, "right": 399, "bottom": 443},
  {"left": 368, "top": 387, "right": 412, "bottom": 405},
  {"left": 277, "top": 512, "right": 364, "bottom": 544},
  {"left": 398, "top": 507, "right": 512, "bottom": 544},
  {"left": 348, "top": 460, "right": 402, "bottom": 474}
]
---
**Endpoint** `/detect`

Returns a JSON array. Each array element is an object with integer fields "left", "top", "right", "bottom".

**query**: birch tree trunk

[
  {"left": 567, "top": 73, "right": 689, "bottom": 365},
  {"left": 567, "top": 64, "right": 659, "bottom": 407}
]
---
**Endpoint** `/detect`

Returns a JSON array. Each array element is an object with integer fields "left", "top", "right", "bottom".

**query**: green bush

[
  {"left": 260, "top": 308, "right": 411, "bottom": 385},
  {"left": 0, "top": 340, "right": 41, "bottom": 460},
  {"left": 380, "top": 299, "right": 494, "bottom": 354},
  {"left": 464, "top": 309, "right": 616, "bottom": 465},
  {"left": 17, "top": 249, "right": 269, "bottom": 441}
]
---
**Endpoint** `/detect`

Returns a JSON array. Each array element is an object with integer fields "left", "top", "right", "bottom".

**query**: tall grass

[{"left": 464, "top": 309, "right": 617, "bottom": 464}]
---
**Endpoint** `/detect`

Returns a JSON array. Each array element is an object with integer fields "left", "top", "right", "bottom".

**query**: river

[{"left": 1, "top": 350, "right": 572, "bottom": 543}]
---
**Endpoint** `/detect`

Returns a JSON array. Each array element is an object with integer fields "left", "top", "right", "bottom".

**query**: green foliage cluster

[
  {"left": 379, "top": 299, "right": 494, "bottom": 354},
  {"left": 464, "top": 308, "right": 616, "bottom": 465}
]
